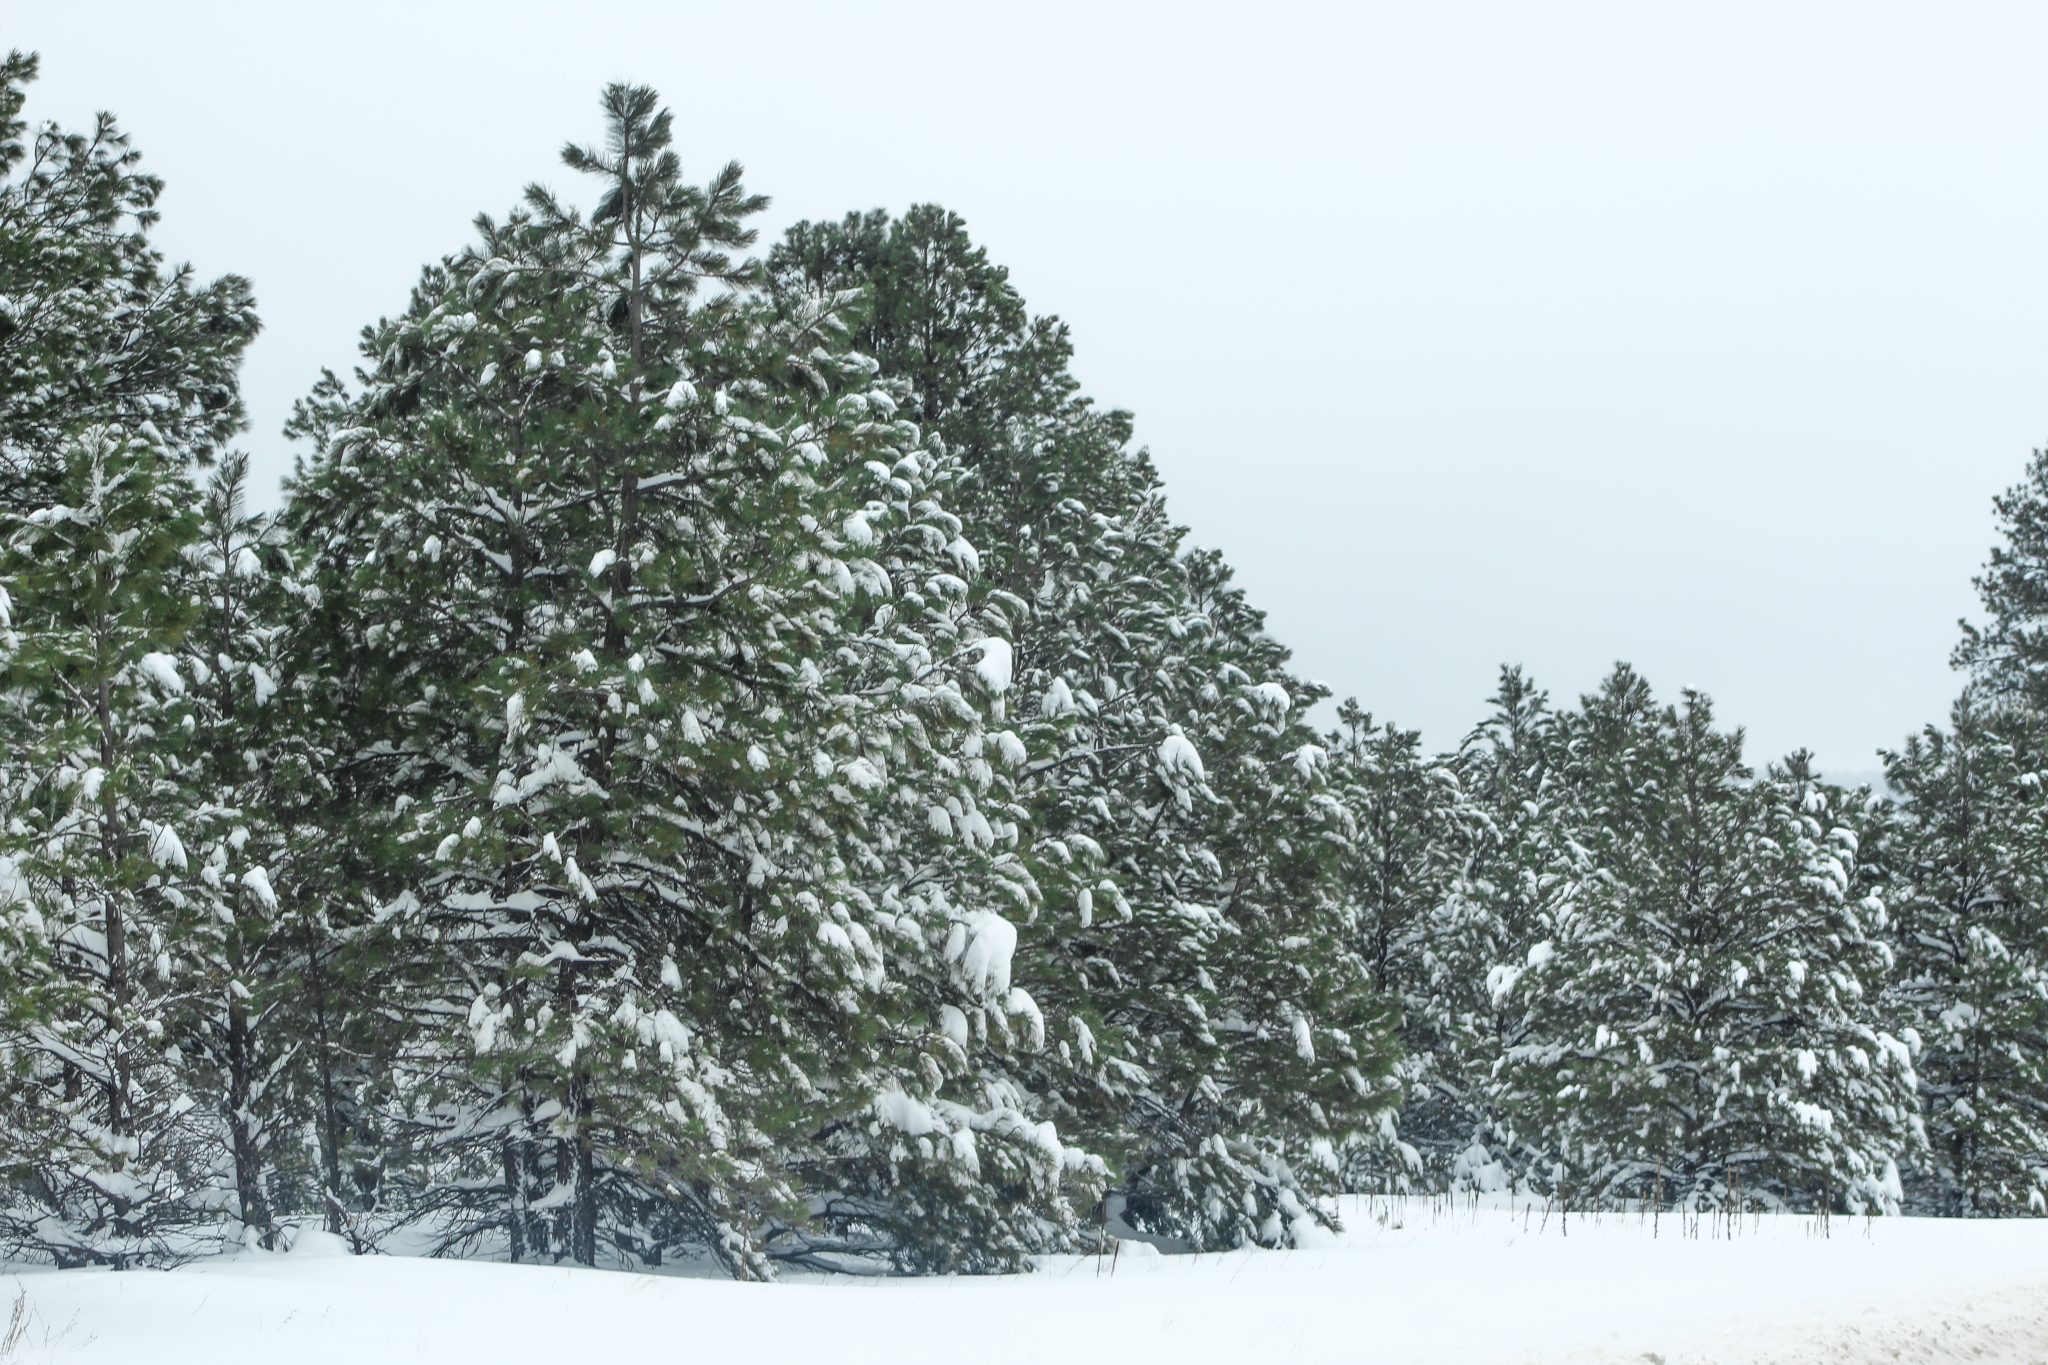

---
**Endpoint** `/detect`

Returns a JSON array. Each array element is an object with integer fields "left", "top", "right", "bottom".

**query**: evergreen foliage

[
  {"left": 769, "top": 208, "right": 1399, "bottom": 1251},
  {"left": 1877, "top": 698, "right": 2048, "bottom": 1214},
  {"left": 0, "top": 53, "right": 265, "bottom": 1265},
  {"left": 5, "top": 52, "right": 2043, "bottom": 1279},
  {"left": 1955, "top": 447, "right": 2048, "bottom": 705},
  {"left": 1322, "top": 701, "right": 1466, "bottom": 1185},
  {"left": 282, "top": 90, "right": 1080, "bottom": 1275},
  {"left": 1495, "top": 673, "right": 1919, "bottom": 1211},
  {"left": 0, "top": 51, "right": 256, "bottom": 511},
  {"left": 1422, "top": 667, "right": 1579, "bottom": 1188},
  {"left": 0, "top": 428, "right": 219, "bottom": 1264},
  {"left": 173, "top": 454, "right": 306, "bottom": 1249}
]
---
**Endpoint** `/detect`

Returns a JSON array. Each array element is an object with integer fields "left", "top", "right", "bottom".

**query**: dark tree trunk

[
  {"left": 570, "top": 1068, "right": 597, "bottom": 1266},
  {"left": 227, "top": 996, "right": 273, "bottom": 1245},
  {"left": 309, "top": 962, "right": 348, "bottom": 1239}
]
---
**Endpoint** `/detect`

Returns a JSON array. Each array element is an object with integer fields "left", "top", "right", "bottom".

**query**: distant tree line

[{"left": 0, "top": 58, "right": 2039, "bottom": 1273}]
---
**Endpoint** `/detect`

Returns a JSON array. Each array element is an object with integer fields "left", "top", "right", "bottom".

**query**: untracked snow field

[{"left": 7, "top": 1197, "right": 2047, "bottom": 1364}]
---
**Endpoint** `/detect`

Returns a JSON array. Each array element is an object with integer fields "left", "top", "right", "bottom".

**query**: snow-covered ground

[{"left": 8, "top": 1197, "right": 2047, "bottom": 1364}]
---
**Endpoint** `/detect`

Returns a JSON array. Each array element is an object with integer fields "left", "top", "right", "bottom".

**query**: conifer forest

[{"left": 3, "top": 54, "right": 2046, "bottom": 1287}]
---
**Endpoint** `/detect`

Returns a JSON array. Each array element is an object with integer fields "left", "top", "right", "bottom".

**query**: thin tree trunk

[
  {"left": 503, "top": 1137, "right": 526, "bottom": 1263},
  {"left": 309, "top": 961, "right": 348, "bottom": 1239},
  {"left": 604, "top": 142, "right": 645, "bottom": 659},
  {"left": 95, "top": 605, "right": 136, "bottom": 1258},
  {"left": 227, "top": 996, "right": 272, "bottom": 1245},
  {"left": 571, "top": 1067, "right": 597, "bottom": 1266}
]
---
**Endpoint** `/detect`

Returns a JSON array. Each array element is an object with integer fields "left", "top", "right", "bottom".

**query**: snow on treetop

[
  {"left": 242, "top": 865, "right": 278, "bottom": 911},
  {"left": 138, "top": 651, "right": 185, "bottom": 694},
  {"left": 948, "top": 909, "right": 1018, "bottom": 998},
  {"left": 972, "top": 637, "right": 1014, "bottom": 695},
  {"left": 149, "top": 823, "right": 188, "bottom": 870},
  {"left": 1246, "top": 681, "right": 1291, "bottom": 714},
  {"left": 873, "top": 1083, "right": 938, "bottom": 1138},
  {"left": 1292, "top": 1015, "right": 1316, "bottom": 1062},
  {"left": 944, "top": 536, "right": 981, "bottom": 575},
  {"left": 1157, "top": 725, "right": 1206, "bottom": 781}
]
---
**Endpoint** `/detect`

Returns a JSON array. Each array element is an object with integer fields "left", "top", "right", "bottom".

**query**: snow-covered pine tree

[
  {"left": 0, "top": 428, "right": 226, "bottom": 1265},
  {"left": 267, "top": 371, "right": 435, "bottom": 1249},
  {"left": 1136, "top": 548, "right": 1398, "bottom": 1246},
  {"left": 0, "top": 51, "right": 256, "bottom": 513},
  {"left": 1876, "top": 696, "right": 2048, "bottom": 1214},
  {"left": 1323, "top": 700, "right": 1467, "bottom": 1187},
  {"left": 281, "top": 89, "right": 1075, "bottom": 1275},
  {"left": 1423, "top": 666, "right": 1578, "bottom": 1189},
  {"left": 770, "top": 207, "right": 1397, "bottom": 1251},
  {"left": 163, "top": 453, "right": 312, "bottom": 1248},
  {"left": 1497, "top": 671, "right": 1920, "bottom": 1212},
  {"left": 0, "top": 59, "right": 266, "bottom": 1262}
]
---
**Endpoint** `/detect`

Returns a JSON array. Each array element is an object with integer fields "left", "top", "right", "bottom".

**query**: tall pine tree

[
  {"left": 1422, "top": 666, "right": 1578, "bottom": 1189},
  {"left": 1323, "top": 701, "right": 1467, "bottom": 1186},
  {"left": 0, "top": 55, "right": 262, "bottom": 1264},
  {"left": 1877, "top": 697, "right": 2048, "bottom": 1214},
  {"left": 1497, "top": 671, "right": 1919, "bottom": 1211},
  {"left": 0, "top": 429, "right": 223, "bottom": 1264},
  {"left": 770, "top": 206, "right": 1397, "bottom": 1250},
  {"left": 282, "top": 89, "right": 1079, "bottom": 1275}
]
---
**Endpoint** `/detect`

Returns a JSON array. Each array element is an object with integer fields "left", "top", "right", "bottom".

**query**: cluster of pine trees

[
  {"left": 1328, "top": 504, "right": 2048, "bottom": 1224},
  {"left": 1337, "top": 673, "right": 1921, "bottom": 1211},
  {"left": 0, "top": 60, "right": 2041, "bottom": 1275},
  {"left": 0, "top": 62, "right": 1393, "bottom": 1274}
]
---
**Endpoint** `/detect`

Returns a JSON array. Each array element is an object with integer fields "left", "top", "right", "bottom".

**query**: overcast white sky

[{"left": 13, "top": 2, "right": 2047, "bottom": 772}]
